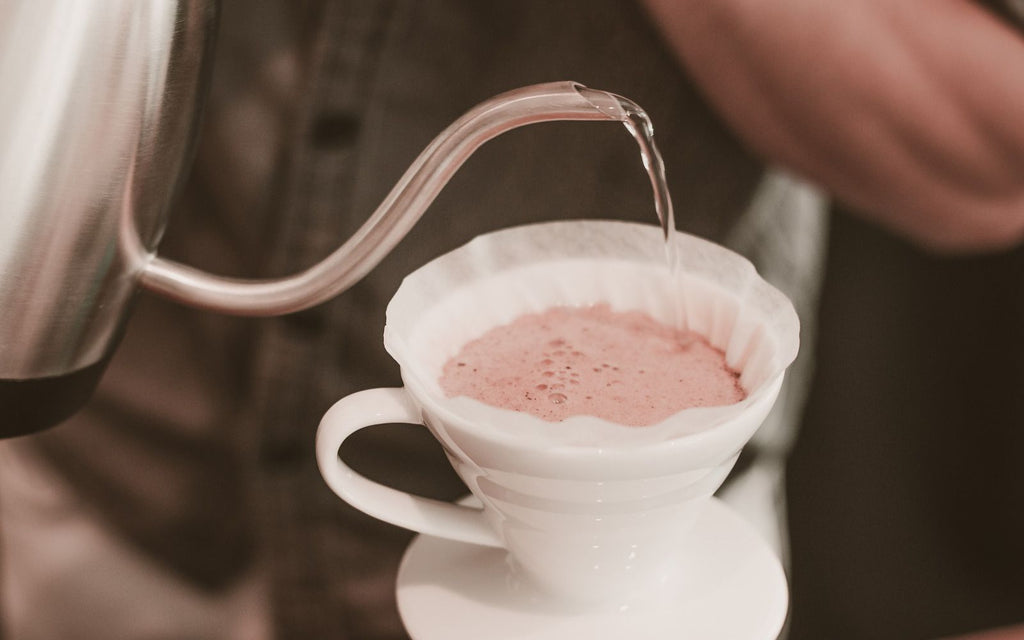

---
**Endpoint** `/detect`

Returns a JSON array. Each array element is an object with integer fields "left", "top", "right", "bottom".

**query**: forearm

[{"left": 642, "top": 0, "right": 1024, "bottom": 252}]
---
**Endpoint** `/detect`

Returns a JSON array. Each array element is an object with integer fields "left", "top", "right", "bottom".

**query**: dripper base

[{"left": 396, "top": 497, "right": 788, "bottom": 640}]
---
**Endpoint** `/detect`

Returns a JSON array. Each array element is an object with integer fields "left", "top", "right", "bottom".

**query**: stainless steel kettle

[{"left": 0, "top": 0, "right": 641, "bottom": 437}]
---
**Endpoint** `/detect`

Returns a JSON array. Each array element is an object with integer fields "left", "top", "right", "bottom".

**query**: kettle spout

[{"left": 139, "top": 82, "right": 633, "bottom": 315}]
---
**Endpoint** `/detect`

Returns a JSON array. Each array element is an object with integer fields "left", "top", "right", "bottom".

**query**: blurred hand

[{"left": 642, "top": 0, "right": 1024, "bottom": 253}]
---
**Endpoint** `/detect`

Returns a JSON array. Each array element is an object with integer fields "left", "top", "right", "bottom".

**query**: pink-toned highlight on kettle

[{"left": 439, "top": 304, "right": 745, "bottom": 427}]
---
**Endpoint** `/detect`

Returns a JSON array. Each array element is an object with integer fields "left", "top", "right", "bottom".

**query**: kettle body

[{"left": 0, "top": 0, "right": 217, "bottom": 435}]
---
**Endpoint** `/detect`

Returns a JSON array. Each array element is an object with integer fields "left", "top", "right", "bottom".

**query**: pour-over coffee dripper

[
  {"left": 314, "top": 220, "right": 800, "bottom": 637},
  {"left": 0, "top": 0, "right": 658, "bottom": 437}
]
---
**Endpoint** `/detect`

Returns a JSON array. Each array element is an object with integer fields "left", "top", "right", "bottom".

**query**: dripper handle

[
  {"left": 315, "top": 387, "right": 503, "bottom": 548},
  {"left": 140, "top": 81, "right": 628, "bottom": 316}
]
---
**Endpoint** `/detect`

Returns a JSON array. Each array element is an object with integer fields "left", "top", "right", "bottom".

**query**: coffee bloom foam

[{"left": 440, "top": 304, "right": 745, "bottom": 427}]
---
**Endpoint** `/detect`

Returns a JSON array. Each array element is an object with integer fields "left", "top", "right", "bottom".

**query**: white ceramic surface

[
  {"left": 316, "top": 221, "right": 801, "bottom": 603},
  {"left": 396, "top": 497, "right": 789, "bottom": 640}
]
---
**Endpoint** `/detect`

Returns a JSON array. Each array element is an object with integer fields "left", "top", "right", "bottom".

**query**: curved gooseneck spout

[{"left": 140, "top": 81, "right": 635, "bottom": 316}]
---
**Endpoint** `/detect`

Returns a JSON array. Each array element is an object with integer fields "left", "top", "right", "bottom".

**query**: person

[
  {"left": 0, "top": 2, "right": 825, "bottom": 639},
  {"left": 1, "top": 0, "right": 1020, "bottom": 638},
  {"left": 640, "top": 0, "right": 1024, "bottom": 638}
]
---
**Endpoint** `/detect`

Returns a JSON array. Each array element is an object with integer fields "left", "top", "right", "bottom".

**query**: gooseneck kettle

[{"left": 0, "top": 0, "right": 643, "bottom": 437}]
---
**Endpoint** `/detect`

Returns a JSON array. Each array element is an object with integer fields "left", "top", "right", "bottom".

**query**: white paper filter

[{"left": 384, "top": 220, "right": 800, "bottom": 448}]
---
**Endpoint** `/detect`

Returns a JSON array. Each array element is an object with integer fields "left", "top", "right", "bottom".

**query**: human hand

[{"left": 641, "top": 0, "right": 1024, "bottom": 253}]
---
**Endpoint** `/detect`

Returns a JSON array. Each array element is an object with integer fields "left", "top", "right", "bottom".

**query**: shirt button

[{"left": 309, "top": 111, "right": 360, "bottom": 149}]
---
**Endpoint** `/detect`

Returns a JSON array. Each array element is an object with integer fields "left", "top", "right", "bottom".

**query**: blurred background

[{"left": 1, "top": 1, "right": 1023, "bottom": 639}]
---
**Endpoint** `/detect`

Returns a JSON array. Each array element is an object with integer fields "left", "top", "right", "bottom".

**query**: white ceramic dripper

[{"left": 317, "top": 220, "right": 800, "bottom": 605}]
